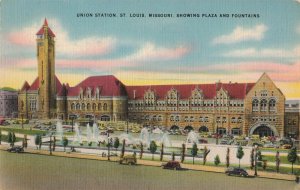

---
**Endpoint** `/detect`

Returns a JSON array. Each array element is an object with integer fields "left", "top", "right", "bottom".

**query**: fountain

[
  {"left": 74, "top": 123, "right": 82, "bottom": 144},
  {"left": 139, "top": 127, "right": 150, "bottom": 147},
  {"left": 119, "top": 133, "right": 135, "bottom": 145},
  {"left": 186, "top": 130, "right": 199, "bottom": 144},
  {"left": 159, "top": 132, "right": 172, "bottom": 147},
  {"left": 152, "top": 128, "right": 163, "bottom": 134},
  {"left": 56, "top": 120, "right": 63, "bottom": 140},
  {"left": 92, "top": 123, "right": 99, "bottom": 142},
  {"left": 86, "top": 123, "right": 92, "bottom": 143}
]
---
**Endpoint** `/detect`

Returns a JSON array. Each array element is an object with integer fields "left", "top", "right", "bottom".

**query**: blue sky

[{"left": 1, "top": 0, "right": 300, "bottom": 98}]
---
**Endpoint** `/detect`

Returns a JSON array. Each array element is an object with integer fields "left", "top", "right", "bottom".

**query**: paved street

[{"left": 0, "top": 151, "right": 297, "bottom": 190}]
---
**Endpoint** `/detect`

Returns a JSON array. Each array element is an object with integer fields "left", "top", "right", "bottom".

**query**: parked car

[
  {"left": 225, "top": 167, "right": 248, "bottom": 177},
  {"left": 198, "top": 139, "right": 208, "bottom": 144},
  {"left": 162, "top": 161, "right": 182, "bottom": 170},
  {"left": 7, "top": 146, "right": 24, "bottom": 153},
  {"left": 282, "top": 144, "right": 292, "bottom": 149},
  {"left": 263, "top": 143, "right": 275, "bottom": 148},
  {"left": 119, "top": 155, "right": 137, "bottom": 165}
]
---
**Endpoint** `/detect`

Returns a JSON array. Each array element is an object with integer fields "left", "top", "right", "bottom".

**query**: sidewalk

[{"left": 0, "top": 144, "right": 296, "bottom": 182}]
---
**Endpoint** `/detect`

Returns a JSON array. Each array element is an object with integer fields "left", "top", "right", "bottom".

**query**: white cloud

[
  {"left": 212, "top": 24, "right": 268, "bottom": 44},
  {"left": 223, "top": 46, "right": 300, "bottom": 58},
  {"left": 7, "top": 18, "right": 117, "bottom": 57},
  {"left": 123, "top": 42, "right": 191, "bottom": 62}
]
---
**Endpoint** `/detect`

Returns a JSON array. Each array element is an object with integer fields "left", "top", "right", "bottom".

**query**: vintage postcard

[{"left": 0, "top": 0, "right": 300, "bottom": 190}]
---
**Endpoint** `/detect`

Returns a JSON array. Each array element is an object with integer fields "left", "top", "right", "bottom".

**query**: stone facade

[
  {"left": 284, "top": 100, "right": 300, "bottom": 139},
  {"left": 0, "top": 90, "right": 18, "bottom": 118},
  {"left": 126, "top": 73, "right": 285, "bottom": 137}
]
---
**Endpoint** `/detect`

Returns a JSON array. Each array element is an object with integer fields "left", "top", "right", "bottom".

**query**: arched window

[
  {"left": 170, "top": 115, "right": 174, "bottom": 122},
  {"left": 252, "top": 99, "right": 259, "bottom": 112},
  {"left": 269, "top": 99, "right": 276, "bottom": 112},
  {"left": 86, "top": 103, "right": 91, "bottom": 110},
  {"left": 81, "top": 103, "right": 85, "bottom": 111},
  {"left": 71, "top": 103, "right": 75, "bottom": 110},
  {"left": 231, "top": 117, "right": 236, "bottom": 123},
  {"left": 260, "top": 99, "right": 267, "bottom": 112},
  {"left": 98, "top": 103, "right": 102, "bottom": 110},
  {"left": 103, "top": 103, "right": 107, "bottom": 111},
  {"left": 92, "top": 103, "right": 97, "bottom": 110},
  {"left": 76, "top": 103, "right": 80, "bottom": 110}
]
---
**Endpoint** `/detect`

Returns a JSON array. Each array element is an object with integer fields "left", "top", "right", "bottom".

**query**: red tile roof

[
  {"left": 67, "top": 75, "right": 127, "bottom": 97},
  {"left": 36, "top": 19, "right": 55, "bottom": 37},
  {"left": 126, "top": 82, "right": 255, "bottom": 100},
  {"left": 21, "top": 76, "right": 63, "bottom": 94}
]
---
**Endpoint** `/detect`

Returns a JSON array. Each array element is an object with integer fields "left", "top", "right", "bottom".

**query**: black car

[
  {"left": 162, "top": 161, "right": 182, "bottom": 170},
  {"left": 225, "top": 167, "right": 248, "bottom": 177},
  {"left": 7, "top": 146, "right": 24, "bottom": 153}
]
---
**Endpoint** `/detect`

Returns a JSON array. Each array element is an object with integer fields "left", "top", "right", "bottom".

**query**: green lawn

[
  {"left": 0, "top": 126, "right": 48, "bottom": 135},
  {"left": 262, "top": 155, "right": 300, "bottom": 165},
  {"left": 0, "top": 134, "right": 23, "bottom": 143}
]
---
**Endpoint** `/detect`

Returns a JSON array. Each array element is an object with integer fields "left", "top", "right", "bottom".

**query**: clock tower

[{"left": 36, "top": 19, "right": 56, "bottom": 119}]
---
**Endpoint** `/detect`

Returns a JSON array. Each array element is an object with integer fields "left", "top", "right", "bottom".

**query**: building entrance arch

[
  {"left": 170, "top": 125, "right": 179, "bottom": 130},
  {"left": 184, "top": 126, "right": 194, "bottom": 132},
  {"left": 199, "top": 126, "right": 209, "bottom": 133},
  {"left": 249, "top": 124, "right": 278, "bottom": 137}
]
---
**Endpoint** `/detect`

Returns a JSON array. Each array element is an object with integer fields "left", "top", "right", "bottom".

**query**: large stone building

[
  {"left": 284, "top": 100, "right": 300, "bottom": 139},
  {"left": 18, "top": 19, "right": 287, "bottom": 137},
  {"left": 0, "top": 90, "right": 18, "bottom": 118}
]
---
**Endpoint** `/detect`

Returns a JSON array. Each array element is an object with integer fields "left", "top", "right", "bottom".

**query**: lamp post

[
  {"left": 216, "top": 124, "right": 219, "bottom": 145},
  {"left": 49, "top": 134, "right": 52, "bottom": 155},
  {"left": 254, "top": 145, "right": 258, "bottom": 176},
  {"left": 107, "top": 131, "right": 111, "bottom": 161},
  {"left": 21, "top": 113, "right": 24, "bottom": 129},
  {"left": 70, "top": 116, "right": 75, "bottom": 132}
]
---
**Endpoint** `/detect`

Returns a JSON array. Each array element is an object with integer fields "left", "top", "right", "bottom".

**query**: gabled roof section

[
  {"left": 126, "top": 82, "right": 255, "bottom": 100},
  {"left": 67, "top": 75, "right": 127, "bottom": 97},
  {"left": 22, "top": 76, "right": 63, "bottom": 94},
  {"left": 20, "top": 81, "right": 30, "bottom": 91},
  {"left": 36, "top": 18, "right": 55, "bottom": 37}
]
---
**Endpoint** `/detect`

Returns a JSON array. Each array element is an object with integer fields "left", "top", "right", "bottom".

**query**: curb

[{"left": 0, "top": 146, "right": 296, "bottom": 182}]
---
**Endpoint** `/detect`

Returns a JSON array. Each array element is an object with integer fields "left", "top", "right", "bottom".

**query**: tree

[
  {"left": 257, "top": 150, "right": 262, "bottom": 161},
  {"left": 287, "top": 147, "right": 298, "bottom": 174},
  {"left": 236, "top": 146, "right": 244, "bottom": 168},
  {"left": 191, "top": 143, "right": 198, "bottom": 165},
  {"left": 160, "top": 144, "right": 164, "bottom": 161},
  {"left": 0, "top": 129, "right": 2, "bottom": 145},
  {"left": 203, "top": 146, "right": 210, "bottom": 165},
  {"left": 149, "top": 141, "right": 157, "bottom": 161},
  {"left": 38, "top": 135, "right": 42, "bottom": 150},
  {"left": 226, "top": 147, "right": 230, "bottom": 168},
  {"left": 62, "top": 137, "right": 68, "bottom": 151},
  {"left": 11, "top": 133, "right": 16, "bottom": 147},
  {"left": 181, "top": 143, "right": 186, "bottom": 163},
  {"left": 113, "top": 137, "right": 120, "bottom": 154},
  {"left": 35, "top": 135, "right": 41, "bottom": 149},
  {"left": 139, "top": 142, "right": 143, "bottom": 159},
  {"left": 250, "top": 148, "right": 255, "bottom": 169},
  {"left": 275, "top": 151, "right": 280, "bottom": 173},
  {"left": 7, "top": 132, "right": 13, "bottom": 147},
  {"left": 214, "top": 155, "right": 221, "bottom": 166},
  {"left": 171, "top": 152, "right": 175, "bottom": 161},
  {"left": 120, "top": 139, "right": 125, "bottom": 158},
  {"left": 53, "top": 136, "right": 56, "bottom": 151},
  {"left": 23, "top": 134, "right": 28, "bottom": 148}
]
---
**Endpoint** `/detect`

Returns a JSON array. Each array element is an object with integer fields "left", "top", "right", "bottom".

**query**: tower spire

[{"left": 44, "top": 18, "right": 48, "bottom": 26}]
